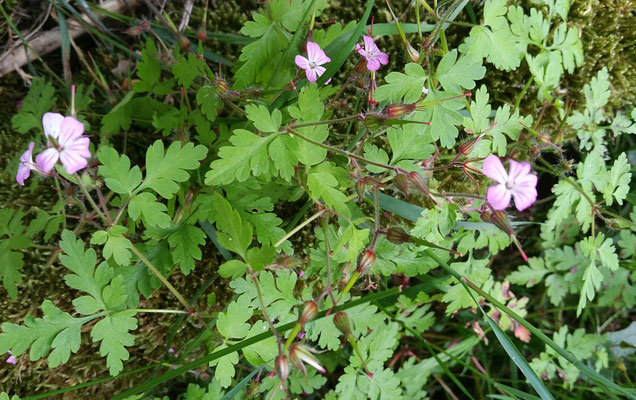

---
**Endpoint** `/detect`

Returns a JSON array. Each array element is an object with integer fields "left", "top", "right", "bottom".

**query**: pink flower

[
  {"left": 295, "top": 42, "right": 330, "bottom": 83},
  {"left": 482, "top": 155, "right": 537, "bottom": 211},
  {"left": 36, "top": 112, "right": 91, "bottom": 175},
  {"left": 16, "top": 141, "right": 36, "bottom": 186},
  {"left": 6, "top": 351, "right": 16, "bottom": 365},
  {"left": 356, "top": 35, "right": 388, "bottom": 71}
]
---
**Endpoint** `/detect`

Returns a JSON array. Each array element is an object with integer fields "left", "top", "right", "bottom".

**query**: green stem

[
  {"left": 290, "top": 115, "right": 361, "bottom": 129},
  {"left": 513, "top": 76, "right": 534, "bottom": 112},
  {"left": 286, "top": 127, "right": 399, "bottom": 172},
  {"left": 128, "top": 244, "right": 193, "bottom": 314},
  {"left": 74, "top": 174, "right": 110, "bottom": 224},
  {"left": 126, "top": 309, "right": 189, "bottom": 314}
]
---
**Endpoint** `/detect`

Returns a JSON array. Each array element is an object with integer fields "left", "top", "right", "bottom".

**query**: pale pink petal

[
  {"left": 482, "top": 155, "right": 508, "bottom": 184},
  {"left": 60, "top": 150, "right": 89, "bottom": 174},
  {"left": 58, "top": 116, "right": 85, "bottom": 146},
  {"left": 508, "top": 160, "right": 531, "bottom": 184},
  {"left": 65, "top": 136, "right": 92, "bottom": 158},
  {"left": 295, "top": 55, "right": 310, "bottom": 70},
  {"left": 377, "top": 52, "right": 389, "bottom": 65},
  {"left": 356, "top": 43, "right": 365, "bottom": 56},
  {"left": 6, "top": 355, "right": 16, "bottom": 365},
  {"left": 305, "top": 68, "right": 318, "bottom": 82},
  {"left": 512, "top": 187, "right": 537, "bottom": 211},
  {"left": 324, "top": 77, "right": 332, "bottom": 85},
  {"left": 488, "top": 184, "right": 511, "bottom": 210},
  {"left": 312, "top": 49, "right": 331, "bottom": 66},
  {"left": 42, "top": 112, "right": 64, "bottom": 140},
  {"left": 314, "top": 66, "right": 326, "bottom": 79},
  {"left": 36, "top": 148, "right": 60, "bottom": 173},
  {"left": 363, "top": 35, "right": 375, "bottom": 52},
  {"left": 16, "top": 142, "right": 35, "bottom": 186},
  {"left": 367, "top": 58, "right": 381, "bottom": 71},
  {"left": 306, "top": 42, "right": 321, "bottom": 63}
]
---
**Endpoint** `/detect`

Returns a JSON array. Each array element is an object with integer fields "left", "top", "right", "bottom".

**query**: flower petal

[
  {"left": 366, "top": 58, "right": 381, "bottom": 71},
  {"left": 305, "top": 68, "right": 318, "bottom": 82},
  {"left": 508, "top": 160, "right": 531, "bottom": 184},
  {"left": 58, "top": 116, "right": 85, "bottom": 146},
  {"left": 314, "top": 66, "right": 326, "bottom": 79},
  {"left": 482, "top": 155, "right": 508, "bottom": 184},
  {"left": 356, "top": 43, "right": 365, "bottom": 56},
  {"left": 363, "top": 35, "right": 375, "bottom": 52},
  {"left": 307, "top": 41, "right": 330, "bottom": 65},
  {"left": 16, "top": 163, "right": 31, "bottom": 186},
  {"left": 60, "top": 149, "right": 89, "bottom": 174},
  {"left": 512, "top": 186, "right": 537, "bottom": 211},
  {"left": 377, "top": 51, "right": 389, "bottom": 65},
  {"left": 36, "top": 148, "right": 60, "bottom": 173},
  {"left": 295, "top": 55, "right": 309, "bottom": 70},
  {"left": 487, "top": 184, "right": 511, "bottom": 210},
  {"left": 42, "top": 112, "right": 64, "bottom": 140}
]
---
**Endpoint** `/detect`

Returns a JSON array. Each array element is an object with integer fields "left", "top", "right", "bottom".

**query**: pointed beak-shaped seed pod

[
  {"left": 385, "top": 103, "right": 417, "bottom": 119},
  {"left": 299, "top": 300, "right": 318, "bottom": 325},
  {"left": 289, "top": 343, "right": 326, "bottom": 375},
  {"left": 386, "top": 227, "right": 413, "bottom": 245},
  {"left": 393, "top": 173, "right": 410, "bottom": 198}
]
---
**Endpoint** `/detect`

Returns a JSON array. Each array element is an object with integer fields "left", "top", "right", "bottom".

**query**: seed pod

[
  {"left": 299, "top": 300, "right": 318, "bottom": 325},
  {"left": 490, "top": 210, "right": 514, "bottom": 237},
  {"left": 459, "top": 134, "right": 483, "bottom": 156},
  {"left": 407, "top": 171, "right": 428, "bottom": 194},
  {"left": 406, "top": 42, "right": 420, "bottom": 63},
  {"left": 385, "top": 103, "right": 416, "bottom": 119},
  {"left": 356, "top": 250, "right": 376, "bottom": 275},
  {"left": 386, "top": 227, "right": 412, "bottom": 245},
  {"left": 333, "top": 311, "right": 352, "bottom": 337}
]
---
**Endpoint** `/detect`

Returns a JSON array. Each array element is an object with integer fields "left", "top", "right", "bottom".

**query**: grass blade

[{"left": 220, "top": 366, "right": 264, "bottom": 400}]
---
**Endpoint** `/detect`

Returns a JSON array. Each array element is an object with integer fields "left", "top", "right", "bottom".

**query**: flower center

[
  {"left": 309, "top": 61, "right": 317, "bottom": 69},
  {"left": 505, "top": 179, "right": 515, "bottom": 190}
]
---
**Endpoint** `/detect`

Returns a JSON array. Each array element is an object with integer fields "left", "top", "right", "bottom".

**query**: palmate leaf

[
  {"left": 137, "top": 140, "right": 207, "bottom": 199},
  {"left": 434, "top": 49, "right": 486, "bottom": 92},
  {"left": 602, "top": 153, "right": 631, "bottom": 206},
  {"left": 0, "top": 209, "right": 30, "bottom": 300},
  {"left": 168, "top": 224, "right": 207, "bottom": 275},
  {"left": 374, "top": 63, "right": 428, "bottom": 104},
  {"left": 90, "top": 225, "right": 132, "bottom": 267},
  {"left": 212, "top": 192, "right": 252, "bottom": 260},
  {"left": 419, "top": 89, "right": 466, "bottom": 149},
  {"left": 0, "top": 300, "right": 90, "bottom": 367},
  {"left": 128, "top": 192, "right": 172, "bottom": 229},
  {"left": 11, "top": 78, "right": 56, "bottom": 133}
]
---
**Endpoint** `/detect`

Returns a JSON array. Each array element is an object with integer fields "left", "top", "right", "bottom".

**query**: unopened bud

[
  {"left": 490, "top": 210, "right": 514, "bottom": 237},
  {"left": 275, "top": 355, "right": 289, "bottom": 381},
  {"left": 357, "top": 250, "right": 376, "bottom": 274},
  {"left": 354, "top": 77, "right": 366, "bottom": 89},
  {"left": 356, "top": 179, "right": 366, "bottom": 201},
  {"left": 355, "top": 57, "right": 367, "bottom": 74},
  {"left": 215, "top": 78, "right": 228, "bottom": 93},
  {"left": 197, "top": 26, "right": 207, "bottom": 41},
  {"left": 536, "top": 133, "right": 551, "bottom": 145},
  {"left": 459, "top": 134, "right": 483, "bottom": 156},
  {"left": 386, "top": 227, "right": 412, "bottom": 245},
  {"left": 480, "top": 210, "right": 492, "bottom": 223},
  {"left": 178, "top": 36, "right": 191, "bottom": 51},
  {"left": 407, "top": 171, "right": 428, "bottom": 194},
  {"left": 362, "top": 112, "right": 385, "bottom": 130},
  {"left": 394, "top": 173, "right": 409, "bottom": 198},
  {"left": 333, "top": 311, "right": 352, "bottom": 337},
  {"left": 385, "top": 103, "right": 416, "bottom": 119},
  {"left": 299, "top": 300, "right": 318, "bottom": 325},
  {"left": 406, "top": 42, "right": 420, "bottom": 63}
]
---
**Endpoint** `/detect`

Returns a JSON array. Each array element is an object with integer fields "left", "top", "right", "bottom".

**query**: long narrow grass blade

[
  {"left": 220, "top": 366, "right": 264, "bottom": 400},
  {"left": 54, "top": 4, "right": 72, "bottom": 83},
  {"left": 423, "top": 249, "right": 636, "bottom": 399}
]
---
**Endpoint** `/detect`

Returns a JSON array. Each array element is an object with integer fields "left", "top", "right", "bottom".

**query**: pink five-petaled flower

[
  {"left": 356, "top": 35, "right": 388, "bottom": 71},
  {"left": 16, "top": 141, "right": 36, "bottom": 186},
  {"left": 295, "top": 42, "right": 330, "bottom": 83},
  {"left": 36, "top": 112, "right": 91, "bottom": 175},
  {"left": 482, "top": 155, "right": 537, "bottom": 211}
]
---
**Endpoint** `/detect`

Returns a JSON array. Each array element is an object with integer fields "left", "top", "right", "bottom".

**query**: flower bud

[
  {"left": 356, "top": 250, "right": 376, "bottom": 275},
  {"left": 406, "top": 42, "right": 420, "bottom": 63},
  {"left": 362, "top": 112, "right": 385, "bottom": 130},
  {"left": 333, "top": 311, "right": 352, "bottom": 337},
  {"left": 480, "top": 209, "right": 491, "bottom": 223},
  {"left": 407, "top": 171, "right": 428, "bottom": 194},
  {"left": 275, "top": 355, "right": 289, "bottom": 381},
  {"left": 355, "top": 57, "right": 367, "bottom": 74},
  {"left": 385, "top": 103, "right": 417, "bottom": 119},
  {"left": 490, "top": 210, "right": 514, "bottom": 237},
  {"left": 459, "top": 134, "right": 483, "bottom": 156},
  {"left": 356, "top": 179, "right": 366, "bottom": 201},
  {"left": 299, "top": 300, "right": 318, "bottom": 325},
  {"left": 289, "top": 343, "right": 325, "bottom": 375},
  {"left": 386, "top": 227, "right": 412, "bottom": 245},
  {"left": 197, "top": 26, "right": 207, "bottom": 41},
  {"left": 394, "top": 173, "right": 409, "bottom": 198},
  {"left": 536, "top": 133, "right": 551, "bottom": 145},
  {"left": 215, "top": 77, "right": 228, "bottom": 94}
]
